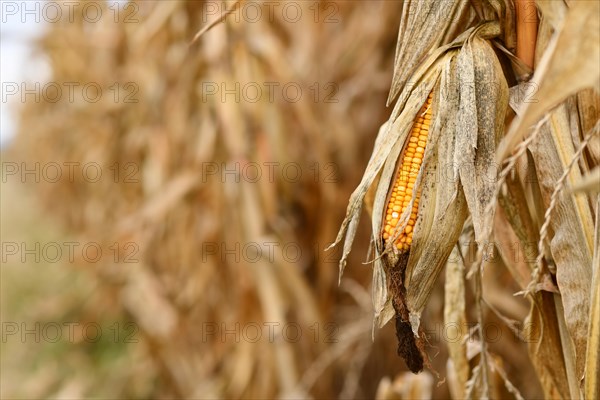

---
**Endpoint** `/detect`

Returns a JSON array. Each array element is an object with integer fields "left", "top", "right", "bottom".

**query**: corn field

[{"left": 1, "top": 0, "right": 599, "bottom": 399}]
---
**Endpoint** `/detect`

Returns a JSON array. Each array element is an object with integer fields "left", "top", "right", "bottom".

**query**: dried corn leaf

[
  {"left": 577, "top": 89, "right": 600, "bottom": 165},
  {"left": 529, "top": 105, "right": 594, "bottom": 381},
  {"left": 536, "top": 0, "right": 568, "bottom": 31},
  {"left": 494, "top": 204, "right": 536, "bottom": 290},
  {"left": 585, "top": 195, "right": 600, "bottom": 400},
  {"left": 498, "top": 0, "right": 600, "bottom": 161},
  {"left": 444, "top": 247, "right": 469, "bottom": 399},
  {"left": 554, "top": 295, "right": 580, "bottom": 399},
  {"left": 525, "top": 292, "right": 570, "bottom": 398}
]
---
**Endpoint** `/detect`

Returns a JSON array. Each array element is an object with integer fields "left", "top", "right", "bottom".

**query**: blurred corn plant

[
  {"left": 331, "top": 0, "right": 599, "bottom": 398},
  {"left": 6, "top": 0, "right": 599, "bottom": 399},
  {"left": 8, "top": 1, "right": 406, "bottom": 399}
]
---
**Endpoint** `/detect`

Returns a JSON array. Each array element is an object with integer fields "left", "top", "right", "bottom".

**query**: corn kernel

[{"left": 382, "top": 91, "right": 433, "bottom": 251}]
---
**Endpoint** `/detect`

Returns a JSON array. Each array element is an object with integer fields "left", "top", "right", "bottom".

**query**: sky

[
  {"left": 1, "top": 1, "right": 132, "bottom": 148},
  {"left": 1, "top": 1, "right": 49, "bottom": 147}
]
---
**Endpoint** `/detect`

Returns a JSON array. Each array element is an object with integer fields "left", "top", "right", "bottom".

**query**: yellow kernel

[{"left": 383, "top": 91, "right": 433, "bottom": 252}]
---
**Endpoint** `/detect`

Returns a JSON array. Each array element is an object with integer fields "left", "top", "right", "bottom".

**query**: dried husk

[{"left": 331, "top": 21, "right": 510, "bottom": 374}]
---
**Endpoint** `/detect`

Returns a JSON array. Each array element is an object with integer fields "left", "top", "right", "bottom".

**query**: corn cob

[{"left": 383, "top": 92, "right": 433, "bottom": 251}]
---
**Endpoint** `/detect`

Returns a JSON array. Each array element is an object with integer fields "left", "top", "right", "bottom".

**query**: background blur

[{"left": 1, "top": 1, "right": 540, "bottom": 398}]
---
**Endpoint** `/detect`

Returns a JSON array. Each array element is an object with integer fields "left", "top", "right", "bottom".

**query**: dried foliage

[
  {"left": 331, "top": 0, "right": 599, "bottom": 398},
  {"left": 5, "top": 0, "right": 600, "bottom": 399},
  {"left": 8, "top": 1, "right": 403, "bottom": 398}
]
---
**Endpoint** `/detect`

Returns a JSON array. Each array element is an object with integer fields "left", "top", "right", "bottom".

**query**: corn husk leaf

[
  {"left": 454, "top": 35, "right": 509, "bottom": 243},
  {"left": 331, "top": 22, "right": 498, "bottom": 282},
  {"left": 387, "top": 0, "right": 472, "bottom": 105},
  {"left": 330, "top": 65, "right": 441, "bottom": 282},
  {"left": 403, "top": 60, "right": 469, "bottom": 329},
  {"left": 370, "top": 66, "right": 443, "bottom": 329},
  {"left": 405, "top": 32, "right": 508, "bottom": 331},
  {"left": 375, "top": 372, "right": 434, "bottom": 400}
]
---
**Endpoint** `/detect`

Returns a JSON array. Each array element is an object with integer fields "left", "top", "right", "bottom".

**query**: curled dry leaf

[{"left": 497, "top": 0, "right": 600, "bottom": 162}]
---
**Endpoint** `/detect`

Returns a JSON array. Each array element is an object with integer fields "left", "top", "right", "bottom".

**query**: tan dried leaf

[
  {"left": 525, "top": 293, "right": 570, "bottom": 398},
  {"left": 585, "top": 195, "right": 600, "bottom": 400},
  {"left": 529, "top": 105, "right": 594, "bottom": 381},
  {"left": 498, "top": 0, "right": 600, "bottom": 162},
  {"left": 444, "top": 247, "right": 469, "bottom": 400},
  {"left": 536, "top": 0, "right": 568, "bottom": 31}
]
